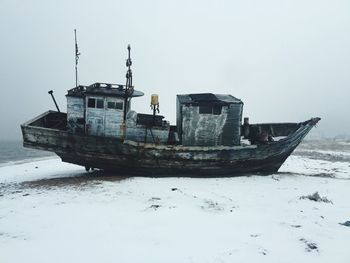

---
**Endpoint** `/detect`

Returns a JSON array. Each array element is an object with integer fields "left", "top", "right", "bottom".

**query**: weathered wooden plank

[
  {"left": 177, "top": 94, "right": 243, "bottom": 146},
  {"left": 21, "top": 111, "right": 320, "bottom": 176}
]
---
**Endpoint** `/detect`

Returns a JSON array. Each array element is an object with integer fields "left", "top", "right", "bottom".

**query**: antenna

[
  {"left": 123, "top": 44, "right": 134, "bottom": 122},
  {"left": 74, "top": 29, "right": 81, "bottom": 87}
]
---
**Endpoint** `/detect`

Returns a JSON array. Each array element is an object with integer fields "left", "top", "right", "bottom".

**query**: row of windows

[
  {"left": 88, "top": 98, "right": 104, "bottom": 108},
  {"left": 88, "top": 98, "right": 123, "bottom": 110},
  {"left": 199, "top": 105, "right": 222, "bottom": 115},
  {"left": 107, "top": 101, "right": 123, "bottom": 110}
]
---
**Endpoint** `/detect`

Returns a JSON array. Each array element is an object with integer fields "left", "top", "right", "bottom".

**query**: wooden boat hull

[{"left": 21, "top": 111, "right": 320, "bottom": 176}]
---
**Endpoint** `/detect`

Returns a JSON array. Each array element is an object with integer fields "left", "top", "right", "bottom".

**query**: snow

[
  {"left": 0, "top": 152, "right": 350, "bottom": 263},
  {"left": 281, "top": 155, "right": 350, "bottom": 179},
  {"left": 298, "top": 149, "right": 350, "bottom": 157}
]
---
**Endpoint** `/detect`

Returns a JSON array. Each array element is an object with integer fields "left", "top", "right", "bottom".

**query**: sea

[{"left": 0, "top": 140, "right": 55, "bottom": 166}]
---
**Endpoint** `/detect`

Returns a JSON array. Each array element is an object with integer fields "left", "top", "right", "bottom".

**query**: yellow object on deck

[{"left": 151, "top": 94, "right": 159, "bottom": 105}]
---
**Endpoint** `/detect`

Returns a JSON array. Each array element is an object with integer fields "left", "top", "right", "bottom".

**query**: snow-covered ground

[{"left": 1, "top": 143, "right": 350, "bottom": 263}]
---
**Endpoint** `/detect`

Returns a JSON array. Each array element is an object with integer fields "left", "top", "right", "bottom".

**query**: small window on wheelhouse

[
  {"left": 88, "top": 98, "right": 96, "bottom": 108},
  {"left": 96, "top": 99, "right": 104, "bottom": 109},
  {"left": 115, "top": 102, "right": 123, "bottom": 110},
  {"left": 199, "top": 105, "right": 212, "bottom": 114},
  {"left": 107, "top": 101, "right": 115, "bottom": 109}
]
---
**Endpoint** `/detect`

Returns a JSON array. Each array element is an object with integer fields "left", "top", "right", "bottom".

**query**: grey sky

[{"left": 1, "top": 0, "right": 349, "bottom": 140}]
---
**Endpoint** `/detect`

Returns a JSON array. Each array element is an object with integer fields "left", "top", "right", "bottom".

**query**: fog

[{"left": 1, "top": 0, "right": 349, "bottom": 140}]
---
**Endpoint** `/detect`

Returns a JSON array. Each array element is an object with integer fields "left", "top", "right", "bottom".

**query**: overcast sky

[{"left": 0, "top": 0, "right": 349, "bottom": 140}]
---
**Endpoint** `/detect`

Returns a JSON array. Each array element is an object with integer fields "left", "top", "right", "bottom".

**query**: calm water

[{"left": 0, "top": 140, "right": 54, "bottom": 165}]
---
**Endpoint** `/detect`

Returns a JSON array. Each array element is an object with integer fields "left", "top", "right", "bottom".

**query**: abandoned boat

[{"left": 21, "top": 46, "right": 320, "bottom": 176}]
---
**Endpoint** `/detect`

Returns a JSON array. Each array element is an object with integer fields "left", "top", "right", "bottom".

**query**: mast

[
  {"left": 74, "top": 29, "right": 80, "bottom": 87},
  {"left": 124, "top": 45, "right": 134, "bottom": 122}
]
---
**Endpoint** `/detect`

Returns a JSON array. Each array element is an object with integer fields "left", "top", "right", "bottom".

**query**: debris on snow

[
  {"left": 201, "top": 200, "right": 224, "bottom": 211},
  {"left": 149, "top": 204, "right": 161, "bottom": 210},
  {"left": 339, "top": 221, "right": 350, "bottom": 227},
  {"left": 300, "top": 192, "right": 333, "bottom": 203},
  {"left": 300, "top": 238, "right": 318, "bottom": 252},
  {"left": 149, "top": 197, "right": 161, "bottom": 201}
]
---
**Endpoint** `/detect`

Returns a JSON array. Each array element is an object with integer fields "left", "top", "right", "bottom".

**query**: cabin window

[
  {"left": 199, "top": 105, "right": 222, "bottom": 115},
  {"left": 96, "top": 99, "right": 104, "bottom": 109},
  {"left": 199, "top": 105, "right": 212, "bottom": 114},
  {"left": 115, "top": 102, "right": 123, "bottom": 110},
  {"left": 107, "top": 101, "right": 115, "bottom": 109},
  {"left": 88, "top": 98, "right": 96, "bottom": 108},
  {"left": 107, "top": 101, "right": 124, "bottom": 110}
]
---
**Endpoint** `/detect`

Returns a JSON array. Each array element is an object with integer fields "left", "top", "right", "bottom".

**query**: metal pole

[
  {"left": 48, "top": 90, "right": 60, "bottom": 112},
  {"left": 74, "top": 29, "right": 80, "bottom": 87},
  {"left": 153, "top": 106, "right": 156, "bottom": 126},
  {"left": 124, "top": 45, "right": 132, "bottom": 122}
]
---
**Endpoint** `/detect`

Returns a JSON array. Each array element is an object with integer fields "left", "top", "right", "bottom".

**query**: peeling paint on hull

[{"left": 21, "top": 112, "right": 318, "bottom": 176}]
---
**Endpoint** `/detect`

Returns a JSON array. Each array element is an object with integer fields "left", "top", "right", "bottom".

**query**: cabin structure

[
  {"left": 176, "top": 93, "right": 243, "bottom": 146},
  {"left": 66, "top": 83, "right": 170, "bottom": 143},
  {"left": 66, "top": 86, "right": 243, "bottom": 146}
]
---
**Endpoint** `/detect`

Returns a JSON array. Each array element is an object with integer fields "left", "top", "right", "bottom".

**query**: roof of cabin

[
  {"left": 177, "top": 93, "right": 243, "bottom": 105},
  {"left": 66, "top": 83, "right": 144, "bottom": 98}
]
